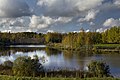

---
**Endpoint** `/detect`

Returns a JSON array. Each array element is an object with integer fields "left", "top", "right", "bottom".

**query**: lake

[{"left": 0, "top": 45, "right": 120, "bottom": 78}]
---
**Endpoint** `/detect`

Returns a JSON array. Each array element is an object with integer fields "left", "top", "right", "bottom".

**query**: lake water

[{"left": 0, "top": 45, "right": 120, "bottom": 78}]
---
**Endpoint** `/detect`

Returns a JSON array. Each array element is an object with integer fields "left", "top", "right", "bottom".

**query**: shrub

[
  {"left": 88, "top": 61, "right": 111, "bottom": 77},
  {"left": 12, "top": 56, "right": 44, "bottom": 77}
]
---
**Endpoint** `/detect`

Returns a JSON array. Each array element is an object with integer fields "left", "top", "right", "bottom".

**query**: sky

[{"left": 0, "top": 0, "right": 120, "bottom": 33}]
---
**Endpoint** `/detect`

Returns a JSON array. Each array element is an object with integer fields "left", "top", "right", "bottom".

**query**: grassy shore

[
  {"left": 94, "top": 44, "right": 120, "bottom": 47},
  {"left": 47, "top": 43, "right": 120, "bottom": 53},
  {"left": 93, "top": 44, "right": 120, "bottom": 52},
  {"left": 94, "top": 44, "right": 120, "bottom": 49},
  {"left": 0, "top": 75, "right": 119, "bottom": 80}
]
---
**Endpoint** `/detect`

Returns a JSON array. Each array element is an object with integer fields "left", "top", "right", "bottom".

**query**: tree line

[
  {"left": 0, "top": 32, "right": 45, "bottom": 46},
  {"left": 0, "top": 26, "right": 119, "bottom": 46},
  {"left": 46, "top": 27, "right": 120, "bottom": 49}
]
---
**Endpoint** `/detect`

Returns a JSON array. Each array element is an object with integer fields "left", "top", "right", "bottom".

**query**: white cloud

[
  {"left": 29, "top": 15, "right": 72, "bottom": 30},
  {"left": 72, "top": 31, "right": 80, "bottom": 33},
  {"left": 29, "top": 15, "right": 56, "bottom": 29},
  {"left": 86, "top": 29, "right": 90, "bottom": 32},
  {"left": 56, "top": 17, "right": 72, "bottom": 23},
  {"left": 100, "top": 18, "right": 120, "bottom": 33},
  {"left": 0, "top": 0, "right": 120, "bottom": 33},
  {"left": 96, "top": 28, "right": 107, "bottom": 32},
  {"left": 0, "top": 0, "right": 31, "bottom": 18},
  {"left": 0, "top": 17, "right": 30, "bottom": 32},
  {"left": 10, "top": 17, "right": 30, "bottom": 27},
  {"left": 85, "top": 10, "right": 99, "bottom": 21},
  {"left": 114, "top": 0, "right": 120, "bottom": 7},
  {"left": 78, "top": 10, "right": 99, "bottom": 22},
  {"left": 0, "top": 17, "right": 30, "bottom": 27},
  {"left": 47, "top": 30, "right": 54, "bottom": 33},
  {"left": 37, "top": 0, "right": 103, "bottom": 17},
  {"left": 0, "top": 29, "right": 9, "bottom": 33},
  {"left": 0, "top": 15, "right": 72, "bottom": 32},
  {"left": 89, "top": 22, "right": 95, "bottom": 26},
  {"left": 103, "top": 18, "right": 120, "bottom": 27}
]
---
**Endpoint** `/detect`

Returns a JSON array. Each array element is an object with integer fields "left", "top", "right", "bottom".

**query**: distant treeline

[
  {"left": 0, "top": 27, "right": 119, "bottom": 46},
  {"left": 0, "top": 32, "right": 45, "bottom": 46},
  {"left": 45, "top": 26, "right": 120, "bottom": 49}
]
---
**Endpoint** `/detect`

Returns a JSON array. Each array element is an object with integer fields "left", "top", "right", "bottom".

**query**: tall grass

[
  {"left": 94, "top": 44, "right": 120, "bottom": 48},
  {"left": 0, "top": 75, "right": 119, "bottom": 80}
]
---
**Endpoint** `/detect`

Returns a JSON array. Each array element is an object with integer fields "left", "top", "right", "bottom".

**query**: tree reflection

[
  {"left": 62, "top": 50, "right": 74, "bottom": 60},
  {"left": 45, "top": 47, "right": 61, "bottom": 56},
  {"left": 0, "top": 47, "right": 45, "bottom": 56},
  {"left": 62, "top": 50, "right": 93, "bottom": 71}
]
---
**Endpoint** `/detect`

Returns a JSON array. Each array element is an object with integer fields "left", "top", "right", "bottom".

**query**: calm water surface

[{"left": 0, "top": 45, "right": 120, "bottom": 77}]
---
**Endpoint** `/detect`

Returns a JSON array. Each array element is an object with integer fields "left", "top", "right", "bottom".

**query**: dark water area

[{"left": 0, "top": 45, "right": 120, "bottom": 78}]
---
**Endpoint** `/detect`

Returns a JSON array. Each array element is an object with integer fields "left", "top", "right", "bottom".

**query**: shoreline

[
  {"left": 47, "top": 43, "right": 120, "bottom": 53},
  {"left": 0, "top": 43, "right": 120, "bottom": 53}
]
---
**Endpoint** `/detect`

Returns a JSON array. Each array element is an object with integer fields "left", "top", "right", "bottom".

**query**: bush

[
  {"left": 88, "top": 61, "right": 111, "bottom": 77},
  {"left": 12, "top": 56, "right": 44, "bottom": 77},
  {"left": 3, "top": 60, "right": 13, "bottom": 68}
]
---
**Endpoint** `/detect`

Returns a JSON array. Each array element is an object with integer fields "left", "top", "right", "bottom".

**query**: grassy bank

[
  {"left": 93, "top": 44, "right": 120, "bottom": 52},
  {"left": 94, "top": 44, "right": 120, "bottom": 48},
  {"left": 0, "top": 75, "right": 119, "bottom": 80},
  {"left": 47, "top": 43, "right": 120, "bottom": 51},
  {"left": 47, "top": 43, "right": 120, "bottom": 53}
]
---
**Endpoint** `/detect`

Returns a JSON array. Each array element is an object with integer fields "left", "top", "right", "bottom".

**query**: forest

[
  {"left": 0, "top": 32, "right": 45, "bottom": 45},
  {"left": 0, "top": 26, "right": 119, "bottom": 49}
]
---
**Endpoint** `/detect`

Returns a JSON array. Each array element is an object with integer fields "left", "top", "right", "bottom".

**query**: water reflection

[
  {"left": 0, "top": 50, "right": 49, "bottom": 64},
  {"left": 9, "top": 45, "right": 46, "bottom": 48},
  {"left": 0, "top": 45, "right": 120, "bottom": 77}
]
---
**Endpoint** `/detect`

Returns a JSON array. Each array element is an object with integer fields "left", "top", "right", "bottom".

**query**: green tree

[
  {"left": 77, "top": 32, "right": 85, "bottom": 46},
  {"left": 88, "top": 61, "right": 111, "bottom": 77},
  {"left": 12, "top": 56, "right": 43, "bottom": 77},
  {"left": 3, "top": 60, "right": 13, "bottom": 68},
  {"left": 102, "top": 26, "right": 120, "bottom": 44},
  {"left": 45, "top": 32, "right": 62, "bottom": 43}
]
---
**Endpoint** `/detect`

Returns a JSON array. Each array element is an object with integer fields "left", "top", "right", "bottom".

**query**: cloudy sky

[{"left": 0, "top": 0, "right": 120, "bottom": 33}]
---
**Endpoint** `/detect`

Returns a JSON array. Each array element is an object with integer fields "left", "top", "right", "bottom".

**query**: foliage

[
  {"left": 0, "top": 32, "right": 45, "bottom": 46},
  {"left": 0, "top": 57, "right": 113, "bottom": 78},
  {"left": 102, "top": 27, "right": 120, "bottom": 44},
  {"left": 45, "top": 32, "right": 62, "bottom": 43},
  {"left": 0, "top": 27, "right": 119, "bottom": 46},
  {"left": 0, "top": 75, "right": 119, "bottom": 80},
  {"left": 3, "top": 60, "right": 13, "bottom": 68},
  {"left": 60, "top": 27, "right": 119, "bottom": 49},
  {"left": 88, "top": 61, "right": 111, "bottom": 77},
  {"left": 62, "top": 32, "right": 102, "bottom": 48},
  {"left": 94, "top": 44, "right": 120, "bottom": 49},
  {"left": 12, "top": 56, "right": 44, "bottom": 77},
  {"left": 0, "top": 61, "right": 13, "bottom": 75}
]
